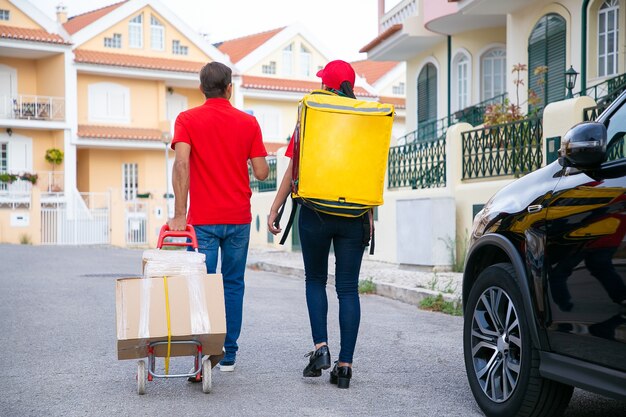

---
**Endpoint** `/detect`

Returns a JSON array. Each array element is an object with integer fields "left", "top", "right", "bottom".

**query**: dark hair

[
  {"left": 338, "top": 81, "right": 356, "bottom": 99},
  {"left": 200, "top": 62, "right": 232, "bottom": 98}
]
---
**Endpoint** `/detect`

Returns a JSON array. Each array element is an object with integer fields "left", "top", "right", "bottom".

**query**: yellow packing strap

[{"left": 163, "top": 276, "right": 172, "bottom": 375}]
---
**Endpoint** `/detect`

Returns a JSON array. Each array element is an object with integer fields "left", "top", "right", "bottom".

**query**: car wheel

[{"left": 463, "top": 263, "right": 573, "bottom": 417}]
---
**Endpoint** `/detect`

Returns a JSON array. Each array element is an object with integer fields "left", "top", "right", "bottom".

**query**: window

[
  {"left": 392, "top": 82, "right": 405, "bottom": 95},
  {"left": 300, "top": 45, "right": 311, "bottom": 77},
  {"left": 128, "top": 14, "right": 143, "bottom": 48},
  {"left": 454, "top": 54, "right": 470, "bottom": 111},
  {"left": 150, "top": 15, "right": 164, "bottom": 50},
  {"left": 599, "top": 0, "right": 619, "bottom": 77},
  {"left": 481, "top": 48, "right": 506, "bottom": 101},
  {"left": 262, "top": 61, "right": 276, "bottom": 75},
  {"left": 283, "top": 44, "right": 293, "bottom": 75},
  {"left": 0, "top": 143, "right": 7, "bottom": 191},
  {"left": 253, "top": 109, "right": 280, "bottom": 140},
  {"left": 172, "top": 40, "right": 188, "bottom": 55},
  {"left": 104, "top": 33, "right": 122, "bottom": 48},
  {"left": 417, "top": 63, "right": 437, "bottom": 124},
  {"left": 88, "top": 82, "right": 130, "bottom": 123},
  {"left": 123, "top": 163, "right": 138, "bottom": 201},
  {"left": 528, "top": 14, "right": 566, "bottom": 109},
  {"left": 0, "top": 9, "right": 9, "bottom": 21}
]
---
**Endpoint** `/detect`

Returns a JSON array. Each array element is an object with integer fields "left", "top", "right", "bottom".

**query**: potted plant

[
  {"left": 45, "top": 148, "right": 64, "bottom": 191},
  {"left": 0, "top": 172, "right": 18, "bottom": 184},
  {"left": 19, "top": 172, "right": 38, "bottom": 185}
]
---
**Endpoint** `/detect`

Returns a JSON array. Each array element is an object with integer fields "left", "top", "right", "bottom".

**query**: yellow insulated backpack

[
  {"left": 278, "top": 90, "right": 394, "bottom": 252},
  {"left": 292, "top": 90, "right": 395, "bottom": 216}
]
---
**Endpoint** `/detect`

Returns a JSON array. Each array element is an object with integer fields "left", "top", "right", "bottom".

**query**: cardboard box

[{"left": 116, "top": 274, "right": 225, "bottom": 360}]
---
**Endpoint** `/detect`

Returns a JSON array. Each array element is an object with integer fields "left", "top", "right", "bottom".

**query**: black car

[{"left": 463, "top": 92, "right": 626, "bottom": 416}]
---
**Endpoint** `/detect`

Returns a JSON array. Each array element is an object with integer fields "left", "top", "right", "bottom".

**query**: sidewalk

[{"left": 247, "top": 247, "right": 463, "bottom": 307}]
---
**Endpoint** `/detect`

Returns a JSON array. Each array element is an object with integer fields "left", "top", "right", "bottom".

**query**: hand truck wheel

[
  {"left": 202, "top": 356, "right": 212, "bottom": 393},
  {"left": 137, "top": 360, "right": 146, "bottom": 395}
]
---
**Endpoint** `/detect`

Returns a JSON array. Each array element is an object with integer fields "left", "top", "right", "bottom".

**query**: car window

[{"left": 605, "top": 100, "right": 626, "bottom": 157}]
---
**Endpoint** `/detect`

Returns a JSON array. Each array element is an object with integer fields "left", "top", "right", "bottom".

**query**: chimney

[
  {"left": 378, "top": 0, "right": 385, "bottom": 34},
  {"left": 56, "top": 3, "right": 68, "bottom": 24}
]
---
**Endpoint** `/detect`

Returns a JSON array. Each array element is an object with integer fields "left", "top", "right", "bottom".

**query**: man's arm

[
  {"left": 251, "top": 156, "right": 269, "bottom": 180},
  {"left": 167, "top": 142, "right": 191, "bottom": 231}
]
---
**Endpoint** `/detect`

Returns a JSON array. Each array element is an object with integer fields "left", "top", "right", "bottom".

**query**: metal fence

[
  {"left": 41, "top": 191, "right": 110, "bottom": 245},
  {"left": 249, "top": 157, "right": 277, "bottom": 192},
  {"left": 462, "top": 117, "right": 543, "bottom": 179},
  {"left": 388, "top": 135, "right": 446, "bottom": 189},
  {"left": 125, "top": 201, "right": 148, "bottom": 246},
  {"left": 0, "top": 178, "right": 32, "bottom": 209}
]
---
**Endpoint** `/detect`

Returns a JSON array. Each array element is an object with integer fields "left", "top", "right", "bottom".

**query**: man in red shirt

[{"left": 168, "top": 61, "right": 268, "bottom": 372}]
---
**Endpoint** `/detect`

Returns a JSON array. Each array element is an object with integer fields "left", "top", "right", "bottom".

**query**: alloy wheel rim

[{"left": 471, "top": 286, "right": 522, "bottom": 403}]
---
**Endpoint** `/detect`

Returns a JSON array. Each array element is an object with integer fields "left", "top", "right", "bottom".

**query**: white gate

[
  {"left": 41, "top": 191, "right": 110, "bottom": 245},
  {"left": 125, "top": 200, "right": 147, "bottom": 246}
]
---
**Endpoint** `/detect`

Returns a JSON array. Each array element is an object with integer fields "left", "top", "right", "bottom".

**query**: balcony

[
  {"left": 0, "top": 95, "right": 65, "bottom": 121},
  {"left": 381, "top": 0, "right": 418, "bottom": 32},
  {"left": 363, "top": 0, "right": 444, "bottom": 60}
]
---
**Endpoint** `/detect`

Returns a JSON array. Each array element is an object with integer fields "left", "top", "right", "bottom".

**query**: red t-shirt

[
  {"left": 285, "top": 130, "right": 296, "bottom": 158},
  {"left": 171, "top": 98, "right": 267, "bottom": 225}
]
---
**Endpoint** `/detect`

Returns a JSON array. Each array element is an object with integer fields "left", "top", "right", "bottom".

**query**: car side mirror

[{"left": 558, "top": 122, "right": 607, "bottom": 169}]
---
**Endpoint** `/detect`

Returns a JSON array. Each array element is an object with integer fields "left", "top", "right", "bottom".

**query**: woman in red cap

[{"left": 268, "top": 60, "right": 366, "bottom": 389}]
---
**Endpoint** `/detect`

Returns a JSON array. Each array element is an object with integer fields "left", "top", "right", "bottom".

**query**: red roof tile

[
  {"left": 63, "top": 1, "right": 127, "bottom": 35},
  {"left": 74, "top": 49, "right": 205, "bottom": 73},
  {"left": 78, "top": 125, "right": 164, "bottom": 141},
  {"left": 216, "top": 27, "right": 284, "bottom": 63},
  {"left": 379, "top": 96, "right": 405, "bottom": 109},
  {"left": 351, "top": 60, "right": 399, "bottom": 85},
  {"left": 241, "top": 75, "right": 375, "bottom": 97},
  {"left": 360, "top": 24, "right": 402, "bottom": 53},
  {"left": 0, "top": 24, "right": 69, "bottom": 44}
]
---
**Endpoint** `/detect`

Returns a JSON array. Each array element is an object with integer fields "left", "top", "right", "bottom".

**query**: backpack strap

[
  {"left": 368, "top": 209, "right": 375, "bottom": 255},
  {"left": 279, "top": 198, "right": 299, "bottom": 245}
]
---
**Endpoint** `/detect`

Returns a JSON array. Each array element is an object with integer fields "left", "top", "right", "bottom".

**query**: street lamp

[
  {"left": 161, "top": 131, "right": 172, "bottom": 219},
  {"left": 565, "top": 65, "right": 579, "bottom": 99}
]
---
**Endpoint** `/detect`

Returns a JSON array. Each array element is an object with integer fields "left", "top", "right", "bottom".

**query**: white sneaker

[{"left": 219, "top": 360, "right": 236, "bottom": 372}]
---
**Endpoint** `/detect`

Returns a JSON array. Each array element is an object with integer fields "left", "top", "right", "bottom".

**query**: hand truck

[{"left": 136, "top": 224, "right": 218, "bottom": 395}]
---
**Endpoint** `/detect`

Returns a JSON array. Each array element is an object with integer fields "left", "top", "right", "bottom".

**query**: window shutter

[
  {"left": 528, "top": 14, "right": 566, "bottom": 110},
  {"left": 417, "top": 63, "right": 437, "bottom": 123},
  {"left": 545, "top": 16, "right": 566, "bottom": 104}
]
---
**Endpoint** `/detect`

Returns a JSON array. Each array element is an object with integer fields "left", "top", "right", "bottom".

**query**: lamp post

[
  {"left": 565, "top": 65, "right": 579, "bottom": 99},
  {"left": 161, "top": 131, "right": 172, "bottom": 219}
]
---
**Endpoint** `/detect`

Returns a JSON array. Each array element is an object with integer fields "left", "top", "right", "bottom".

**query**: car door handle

[{"left": 527, "top": 205, "right": 543, "bottom": 213}]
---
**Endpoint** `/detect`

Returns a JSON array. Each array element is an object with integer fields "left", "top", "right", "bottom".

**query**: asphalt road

[{"left": 0, "top": 245, "right": 624, "bottom": 416}]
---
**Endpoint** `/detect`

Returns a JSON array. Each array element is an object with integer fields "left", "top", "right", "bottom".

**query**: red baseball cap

[{"left": 316, "top": 60, "right": 356, "bottom": 90}]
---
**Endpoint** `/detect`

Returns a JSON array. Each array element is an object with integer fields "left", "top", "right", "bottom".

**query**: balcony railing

[
  {"left": 249, "top": 157, "right": 277, "bottom": 192},
  {"left": 0, "top": 95, "right": 65, "bottom": 121},
  {"left": 462, "top": 117, "right": 543, "bottom": 180},
  {"left": 388, "top": 135, "right": 446, "bottom": 189},
  {"left": 381, "top": 0, "right": 417, "bottom": 32},
  {"left": 398, "top": 93, "right": 508, "bottom": 145},
  {"left": 38, "top": 171, "right": 64, "bottom": 193},
  {"left": 577, "top": 72, "right": 626, "bottom": 121},
  {"left": 0, "top": 177, "right": 32, "bottom": 208}
]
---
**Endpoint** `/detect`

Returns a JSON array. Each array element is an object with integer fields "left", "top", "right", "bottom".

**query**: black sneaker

[{"left": 303, "top": 345, "right": 331, "bottom": 377}]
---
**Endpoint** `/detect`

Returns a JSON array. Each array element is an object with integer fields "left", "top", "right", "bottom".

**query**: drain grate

[{"left": 81, "top": 273, "right": 139, "bottom": 278}]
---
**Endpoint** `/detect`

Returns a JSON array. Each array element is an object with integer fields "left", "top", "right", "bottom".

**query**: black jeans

[{"left": 298, "top": 205, "right": 366, "bottom": 363}]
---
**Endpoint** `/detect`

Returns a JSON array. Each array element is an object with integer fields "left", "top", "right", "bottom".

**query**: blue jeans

[
  {"left": 298, "top": 205, "right": 366, "bottom": 363},
  {"left": 192, "top": 224, "right": 251, "bottom": 361}
]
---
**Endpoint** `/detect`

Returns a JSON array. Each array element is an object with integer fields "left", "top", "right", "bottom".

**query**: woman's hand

[{"left": 267, "top": 210, "right": 282, "bottom": 235}]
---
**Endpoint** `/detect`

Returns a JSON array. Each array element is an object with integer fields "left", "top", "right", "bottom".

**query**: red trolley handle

[{"left": 157, "top": 224, "right": 198, "bottom": 249}]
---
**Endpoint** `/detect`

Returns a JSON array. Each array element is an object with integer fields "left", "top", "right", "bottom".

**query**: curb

[{"left": 247, "top": 261, "right": 459, "bottom": 307}]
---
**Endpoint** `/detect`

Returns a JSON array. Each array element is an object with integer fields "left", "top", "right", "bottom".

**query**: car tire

[{"left": 463, "top": 263, "right": 573, "bottom": 417}]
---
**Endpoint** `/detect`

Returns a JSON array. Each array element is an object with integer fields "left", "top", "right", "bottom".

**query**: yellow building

[
  {"left": 0, "top": 0, "right": 72, "bottom": 244},
  {"left": 0, "top": 0, "right": 235, "bottom": 246}
]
